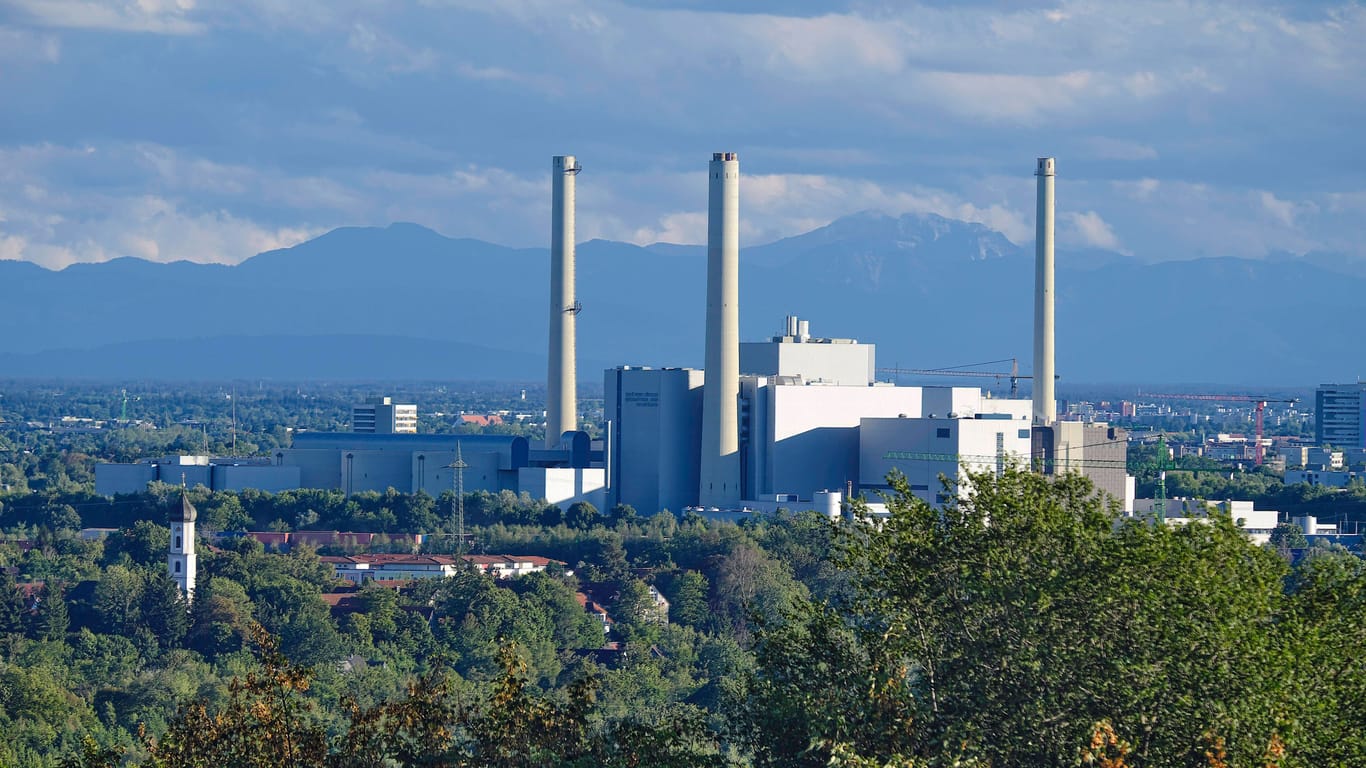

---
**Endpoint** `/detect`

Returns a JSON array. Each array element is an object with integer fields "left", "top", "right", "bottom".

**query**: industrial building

[
  {"left": 603, "top": 153, "right": 1132, "bottom": 517},
  {"left": 279, "top": 431, "right": 604, "bottom": 507},
  {"left": 95, "top": 454, "right": 300, "bottom": 496}
]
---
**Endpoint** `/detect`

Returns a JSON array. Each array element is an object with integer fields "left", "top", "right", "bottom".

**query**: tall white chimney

[
  {"left": 1033, "top": 157, "right": 1056, "bottom": 426},
  {"left": 547, "top": 155, "right": 579, "bottom": 448},
  {"left": 699, "top": 152, "right": 741, "bottom": 506}
]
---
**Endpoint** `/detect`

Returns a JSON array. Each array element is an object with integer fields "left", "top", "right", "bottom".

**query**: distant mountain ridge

[{"left": 1, "top": 213, "right": 1361, "bottom": 385}]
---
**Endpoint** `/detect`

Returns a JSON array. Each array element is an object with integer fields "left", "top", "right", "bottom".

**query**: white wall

[
  {"left": 760, "top": 384, "right": 925, "bottom": 500},
  {"left": 859, "top": 415, "right": 1032, "bottom": 507},
  {"left": 518, "top": 467, "right": 606, "bottom": 509},
  {"left": 740, "top": 340, "right": 876, "bottom": 386}
]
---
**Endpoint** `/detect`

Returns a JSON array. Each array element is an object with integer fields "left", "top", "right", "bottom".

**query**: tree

[
  {"left": 104, "top": 520, "right": 170, "bottom": 567},
  {"left": 1269, "top": 521, "right": 1308, "bottom": 550},
  {"left": 565, "top": 501, "right": 601, "bottom": 530},
  {"left": 145, "top": 626, "right": 328, "bottom": 768},
  {"left": 92, "top": 564, "right": 144, "bottom": 636},
  {"left": 609, "top": 503, "right": 640, "bottom": 525},
  {"left": 739, "top": 468, "right": 1298, "bottom": 767},
  {"left": 187, "top": 576, "right": 253, "bottom": 659},
  {"left": 140, "top": 572, "right": 190, "bottom": 649},
  {"left": 29, "top": 581, "right": 69, "bottom": 642},
  {"left": 666, "top": 570, "right": 710, "bottom": 630},
  {"left": 0, "top": 569, "right": 28, "bottom": 635}
]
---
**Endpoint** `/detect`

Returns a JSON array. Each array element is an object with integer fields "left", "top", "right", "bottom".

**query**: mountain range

[{"left": 1, "top": 212, "right": 1359, "bottom": 388}]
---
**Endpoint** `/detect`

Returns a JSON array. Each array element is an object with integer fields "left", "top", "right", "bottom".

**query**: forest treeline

[{"left": 2, "top": 469, "right": 1365, "bottom": 767}]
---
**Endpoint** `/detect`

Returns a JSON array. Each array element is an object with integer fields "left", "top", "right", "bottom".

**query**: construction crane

[
  {"left": 1139, "top": 392, "right": 1299, "bottom": 466},
  {"left": 878, "top": 358, "right": 1031, "bottom": 398}
]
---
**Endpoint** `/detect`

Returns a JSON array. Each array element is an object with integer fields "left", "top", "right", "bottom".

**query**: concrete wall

[
  {"left": 1047, "top": 422, "right": 1129, "bottom": 510},
  {"left": 859, "top": 415, "right": 1033, "bottom": 507},
  {"left": 758, "top": 383, "right": 924, "bottom": 500},
  {"left": 212, "top": 465, "right": 300, "bottom": 493},
  {"left": 740, "top": 340, "right": 876, "bottom": 386},
  {"left": 95, "top": 462, "right": 300, "bottom": 495},
  {"left": 95, "top": 463, "right": 157, "bottom": 496},
  {"left": 518, "top": 467, "right": 606, "bottom": 509}
]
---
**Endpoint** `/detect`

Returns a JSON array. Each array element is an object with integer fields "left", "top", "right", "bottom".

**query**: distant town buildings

[
  {"left": 1315, "top": 383, "right": 1366, "bottom": 449},
  {"left": 1130, "top": 498, "right": 1279, "bottom": 545},
  {"left": 321, "top": 553, "right": 561, "bottom": 584},
  {"left": 353, "top": 396, "right": 418, "bottom": 434}
]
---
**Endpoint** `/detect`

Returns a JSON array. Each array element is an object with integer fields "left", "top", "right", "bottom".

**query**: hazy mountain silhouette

[{"left": 1, "top": 214, "right": 1360, "bottom": 385}]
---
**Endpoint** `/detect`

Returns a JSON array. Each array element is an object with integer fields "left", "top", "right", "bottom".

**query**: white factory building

[
  {"left": 603, "top": 153, "right": 1131, "bottom": 518},
  {"left": 603, "top": 316, "right": 1105, "bottom": 516}
]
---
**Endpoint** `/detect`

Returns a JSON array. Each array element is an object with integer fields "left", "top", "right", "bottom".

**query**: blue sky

[{"left": 0, "top": 0, "right": 1361, "bottom": 269}]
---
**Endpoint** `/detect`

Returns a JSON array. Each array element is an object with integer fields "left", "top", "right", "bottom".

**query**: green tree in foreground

[{"left": 734, "top": 467, "right": 1366, "bottom": 767}]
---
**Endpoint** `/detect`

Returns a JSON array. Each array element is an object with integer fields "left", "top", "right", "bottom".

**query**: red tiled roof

[{"left": 16, "top": 581, "right": 45, "bottom": 600}]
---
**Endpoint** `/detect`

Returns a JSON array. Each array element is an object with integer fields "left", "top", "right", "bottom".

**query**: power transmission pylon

[{"left": 447, "top": 442, "right": 469, "bottom": 557}]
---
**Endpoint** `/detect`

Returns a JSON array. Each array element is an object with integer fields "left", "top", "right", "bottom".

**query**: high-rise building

[
  {"left": 1315, "top": 383, "right": 1366, "bottom": 449},
  {"left": 352, "top": 396, "right": 417, "bottom": 434}
]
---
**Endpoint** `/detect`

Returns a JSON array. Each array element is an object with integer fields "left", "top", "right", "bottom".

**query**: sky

[{"left": 0, "top": 0, "right": 1362, "bottom": 270}]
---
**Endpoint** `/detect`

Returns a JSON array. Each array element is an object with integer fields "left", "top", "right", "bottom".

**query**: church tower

[{"left": 168, "top": 492, "right": 198, "bottom": 601}]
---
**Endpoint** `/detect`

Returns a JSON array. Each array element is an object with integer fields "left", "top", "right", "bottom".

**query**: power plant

[
  {"left": 96, "top": 153, "right": 1131, "bottom": 516},
  {"left": 602, "top": 153, "right": 1131, "bottom": 517}
]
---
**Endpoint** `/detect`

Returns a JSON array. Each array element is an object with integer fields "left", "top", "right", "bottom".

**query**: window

[
  {"left": 936, "top": 428, "right": 951, "bottom": 438},
  {"left": 174, "top": 536, "right": 181, "bottom": 549},
  {"left": 1019, "top": 429, "right": 1031, "bottom": 439},
  {"left": 174, "top": 561, "right": 181, "bottom": 573}
]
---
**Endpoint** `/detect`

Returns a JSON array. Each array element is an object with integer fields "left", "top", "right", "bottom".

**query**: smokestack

[
  {"left": 1033, "top": 157, "right": 1056, "bottom": 426},
  {"left": 699, "top": 152, "right": 740, "bottom": 506},
  {"left": 547, "top": 155, "right": 579, "bottom": 448}
]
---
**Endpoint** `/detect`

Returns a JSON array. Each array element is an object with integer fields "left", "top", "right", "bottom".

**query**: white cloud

[
  {"left": 0, "top": 26, "right": 61, "bottom": 62},
  {"left": 907, "top": 70, "right": 1104, "bottom": 122},
  {"left": 631, "top": 211, "right": 706, "bottom": 245},
  {"left": 1258, "top": 190, "right": 1315, "bottom": 228},
  {"left": 4, "top": 0, "right": 204, "bottom": 33},
  {"left": 1083, "top": 137, "right": 1159, "bottom": 161},
  {"left": 587, "top": 170, "right": 1032, "bottom": 247},
  {"left": 1064, "top": 210, "right": 1125, "bottom": 253},
  {"left": 1326, "top": 191, "right": 1366, "bottom": 214},
  {"left": 346, "top": 22, "right": 438, "bottom": 74},
  {"left": 0, "top": 0, "right": 1363, "bottom": 271}
]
